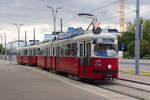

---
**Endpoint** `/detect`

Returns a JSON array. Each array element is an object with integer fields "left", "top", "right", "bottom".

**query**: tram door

[
  {"left": 45, "top": 47, "right": 49, "bottom": 68},
  {"left": 79, "top": 41, "right": 91, "bottom": 77},
  {"left": 56, "top": 46, "right": 60, "bottom": 69},
  {"left": 79, "top": 42, "right": 86, "bottom": 77}
]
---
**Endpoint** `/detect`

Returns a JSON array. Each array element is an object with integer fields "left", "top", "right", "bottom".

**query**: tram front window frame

[{"left": 94, "top": 43, "right": 118, "bottom": 58}]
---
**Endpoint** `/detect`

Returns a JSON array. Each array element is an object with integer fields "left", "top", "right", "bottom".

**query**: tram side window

[
  {"left": 66, "top": 44, "right": 71, "bottom": 56},
  {"left": 37, "top": 48, "right": 40, "bottom": 56},
  {"left": 56, "top": 47, "right": 60, "bottom": 62},
  {"left": 71, "top": 43, "right": 78, "bottom": 57},
  {"left": 64, "top": 44, "right": 67, "bottom": 56},
  {"left": 44, "top": 48, "right": 46, "bottom": 56},
  {"left": 28, "top": 50, "right": 30, "bottom": 56},
  {"left": 53, "top": 47, "right": 55, "bottom": 56},
  {"left": 49, "top": 46, "right": 51, "bottom": 56},
  {"left": 87, "top": 43, "right": 91, "bottom": 56},
  {"left": 23, "top": 50, "right": 25, "bottom": 56},
  {"left": 33, "top": 49, "right": 36, "bottom": 56},
  {"left": 41, "top": 49, "right": 44, "bottom": 56},
  {"left": 24, "top": 50, "right": 28, "bottom": 56},
  {"left": 80, "top": 44, "right": 83, "bottom": 57},
  {"left": 60, "top": 47, "right": 63, "bottom": 56},
  {"left": 21, "top": 50, "right": 23, "bottom": 56},
  {"left": 18, "top": 50, "right": 20, "bottom": 56},
  {"left": 80, "top": 43, "right": 83, "bottom": 65},
  {"left": 47, "top": 47, "right": 49, "bottom": 56},
  {"left": 30, "top": 49, "right": 32, "bottom": 56},
  {"left": 60, "top": 44, "right": 65, "bottom": 56}
]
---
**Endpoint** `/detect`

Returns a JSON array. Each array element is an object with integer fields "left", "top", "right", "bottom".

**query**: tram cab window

[{"left": 94, "top": 44, "right": 118, "bottom": 57}]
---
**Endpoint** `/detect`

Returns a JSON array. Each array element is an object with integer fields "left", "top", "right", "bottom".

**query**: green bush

[
  {"left": 142, "top": 54, "right": 150, "bottom": 59},
  {"left": 123, "top": 52, "right": 129, "bottom": 58},
  {"left": 127, "top": 40, "right": 150, "bottom": 58}
]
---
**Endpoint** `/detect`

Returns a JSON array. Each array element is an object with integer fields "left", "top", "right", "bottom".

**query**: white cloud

[{"left": 0, "top": 0, "right": 150, "bottom": 42}]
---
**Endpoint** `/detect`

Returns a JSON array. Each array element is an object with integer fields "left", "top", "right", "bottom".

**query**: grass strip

[{"left": 119, "top": 70, "right": 150, "bottom": 77}]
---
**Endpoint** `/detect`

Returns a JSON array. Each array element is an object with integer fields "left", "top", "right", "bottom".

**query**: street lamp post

[
  {"left": 47, "top": 5, "right": 62, "bottom": 35},
  {"left": 4, "top": 33, "right": 7, "bottom": 60},
  {"left": 13, "top": 23, "right": 24, "bottom": 48},
  {"left": 135, "top": 0, "right": 140, "bottom": 75}
]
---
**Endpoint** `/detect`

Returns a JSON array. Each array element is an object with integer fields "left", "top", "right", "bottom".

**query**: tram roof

[
  {"left": 17, "top": 31, "right": 117, "bottom": 49},
  {"left": 53, "top": 30, "right": 117, "bottom": 44}
]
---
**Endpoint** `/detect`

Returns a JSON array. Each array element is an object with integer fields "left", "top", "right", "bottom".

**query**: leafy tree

[
  {"left": 118, "top": 31, "right": 135, "bottom": 51},
  {"left": 42, "top": 40, "right": 51, "bottom": 43},
  {"left": 127, "top": 40, "right": 150, "bottom": 58},
  {"left": 118, "top": 18, "right": 150, "bottom": 58},
  {"left": 0, "top": 44, "right": 4, "bottom": 54},
  {"left": 143, "top": 19, "right": 150, "bottom": 43}
]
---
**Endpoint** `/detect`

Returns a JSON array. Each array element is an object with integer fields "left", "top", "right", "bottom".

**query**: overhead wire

[
  {"left": 101, "top": 6, "right": 150, "bottom": 23},
  {"left": 89, "top": 0, "right": 120, "bottom": 13},
  {"left": 63, "top": 0, "right": 120, "bottom": 28}
]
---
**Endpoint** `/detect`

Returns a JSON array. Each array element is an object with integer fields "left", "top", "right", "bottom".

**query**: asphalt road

[
  {"left": 0, "top": 61, "right": 108, "bottom": 100},
  {"left": 119, "top": 63, "right": 150, "bottom": 72}
]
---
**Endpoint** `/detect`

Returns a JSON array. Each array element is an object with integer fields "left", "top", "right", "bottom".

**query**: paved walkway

[
  {"left": 119, "top": 72, "right": 150, "bottom": 85},
  {"left": 0, "top": 60, "right": 138, "bottom": 100},
  {"left": 0, "top": 61, "right": 108, "bottom": 100}
]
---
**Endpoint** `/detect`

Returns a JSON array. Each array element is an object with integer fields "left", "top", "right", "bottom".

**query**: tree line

[{"left": 118, "top": 18, "right": 150, "bottom": 59}]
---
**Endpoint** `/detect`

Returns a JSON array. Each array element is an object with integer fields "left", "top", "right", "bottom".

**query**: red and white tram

[{"left": 16, "top": 29, "right": 118, "bottom": 80}]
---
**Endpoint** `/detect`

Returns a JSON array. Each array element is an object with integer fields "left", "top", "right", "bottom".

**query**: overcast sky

[{"left": 0, "top": 0, "right": 150, "bottom": 42}]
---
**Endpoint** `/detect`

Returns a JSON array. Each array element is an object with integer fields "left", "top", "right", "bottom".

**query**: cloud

[{"left": 0, "top": 0, "right": 150, "bottom": 42}]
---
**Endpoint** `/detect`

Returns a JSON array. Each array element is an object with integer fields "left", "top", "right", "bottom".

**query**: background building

[
  {"left": 28, "top": 40, "right": 40, "bottom": 46},
  {"left": 7, "top": 40, "right": 25, "bottom": 50},
  {"left": 44, "top": 33, "right": 56, "bottom": 41},
  {"left": 6, "top": 40, "right": 39, "bottom": 50}
]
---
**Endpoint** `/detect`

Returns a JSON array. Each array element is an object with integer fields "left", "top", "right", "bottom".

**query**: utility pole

[
  {"left": 135, "top": 0, "right": 140, "bottom": 75},
  {"left": 10, "top": 41, "right": 13, "bottom": 61},
  {"left": 13, "top": 23, "right": 24, "bottom": 48},
  {"left": 4, "top": 33, "right": 7, "bottom": 60},
  {"left": 25, "top": 30, "right": 27, "bottom": 46},
  {"left": 47, "top": 6, "right": 62, "bottom": 35},
  {"left": 33, "top": 28, "right": 35, "bottom": 45},
  {"left": 60, "top": 18, "right": 63, "bottom": 33}
]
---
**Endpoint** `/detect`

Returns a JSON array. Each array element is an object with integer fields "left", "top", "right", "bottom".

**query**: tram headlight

[{"left": 107, "top": 64, "right": 112, "bottom": 70}]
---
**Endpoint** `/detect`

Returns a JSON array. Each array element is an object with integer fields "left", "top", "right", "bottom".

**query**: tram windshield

[{"left": 94, "top": 44, "right": 118, "bottom": 57}]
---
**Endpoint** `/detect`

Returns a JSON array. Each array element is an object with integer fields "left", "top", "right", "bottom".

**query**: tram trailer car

[
  {"left": 28, "top": 46, "right": 38, "bottom": 65},
  {"left": 16, "top": 47, "right": 29, "bottom": 65},
  {"left": 16, "top": 46, "right": 38, "bottom": 65},
  {"left": 17, "top": 30, "right": 118, "bottom": 80},
  {"left": 16, "top": 48, "right": 23, "bottom": 64},
  {"left": 37, "top": 42, "right": 52, "bottom": 69}
]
